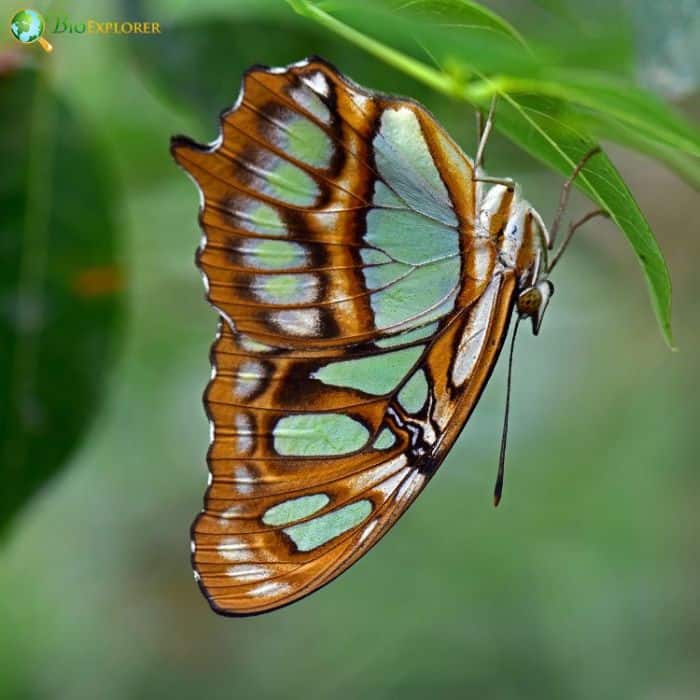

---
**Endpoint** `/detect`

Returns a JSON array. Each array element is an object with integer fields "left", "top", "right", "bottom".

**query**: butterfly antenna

[{"left": 494, "top": 315, "right": 521, "bottom": 507}]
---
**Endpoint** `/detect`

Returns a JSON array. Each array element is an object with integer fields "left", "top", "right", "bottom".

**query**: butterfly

[{"left": 171, "top": 56, "right": 602, "bottom": 616}]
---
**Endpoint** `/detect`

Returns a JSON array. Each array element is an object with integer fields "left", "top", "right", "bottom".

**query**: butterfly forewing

[{"left": 172, "top": 57, "right": 530, "bottom": 615}]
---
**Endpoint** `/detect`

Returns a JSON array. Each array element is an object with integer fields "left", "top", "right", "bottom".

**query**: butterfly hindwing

[
  {"left": 193, "top": 271, "right": 516, "bottom": 614},
  {"left": 172, "top": 57, "right": 532, "bottom": 615}
]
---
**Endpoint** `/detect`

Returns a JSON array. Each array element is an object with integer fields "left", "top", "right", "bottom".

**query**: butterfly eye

[{"left": 517, "top": 280, "right": 554, "bottom": 334}]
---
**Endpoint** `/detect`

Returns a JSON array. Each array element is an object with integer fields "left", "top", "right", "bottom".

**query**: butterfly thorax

[{"left": 475, "top": 181, "right": 552, "bottom": 334}]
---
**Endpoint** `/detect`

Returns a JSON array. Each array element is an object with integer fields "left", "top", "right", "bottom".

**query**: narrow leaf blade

[{"left": 490, "top": 93, "right": 674, "bottom": 346}]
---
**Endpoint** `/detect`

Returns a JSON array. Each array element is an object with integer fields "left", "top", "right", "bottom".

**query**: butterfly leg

[
  {"left": 547, "top": 208, "right": 609, "bottom": 272},
  {"left": 474, "top": 97, "right": 516, "bottom": 189},
  {"left": 548, "top": 146, "right": 602, "bottom": 250},
  {"left": 474, "top": 175, "right": 515, "bottom": 187},
  {"left": 475, "top": 110, "right": 484, "bottom": 149},
  {"left": 474, "top": 96, "right": 497, "bottom": 171}
]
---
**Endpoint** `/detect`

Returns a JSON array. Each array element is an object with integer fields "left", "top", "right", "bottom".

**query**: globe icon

[
  {"left": 10, "top": 9, "right": 52, "bottom": 52},
  {"left": 10, "top": 9, "right": 45, "bottom": 44}
]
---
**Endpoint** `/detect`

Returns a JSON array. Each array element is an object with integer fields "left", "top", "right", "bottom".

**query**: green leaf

[
  {"left": 382, "top": 0, "right": 529, "bottom": 48},
  {"left": 487, "top": 71, "right": 700, "bottom": 156},
  {"left": 581, "top": 114, "right": 700, "bottom": 190},
  {"left": 290, "top": 0, "right": 540, "bottom": 81},
  {"left": 288, "top": 0, "right": 681, "bottom": 346},
  {"left": 0, "top": 66, "right": 123, "bottom": 531},
  {"left": 480, "top": 92, "right": 674, "bottom": 347}
]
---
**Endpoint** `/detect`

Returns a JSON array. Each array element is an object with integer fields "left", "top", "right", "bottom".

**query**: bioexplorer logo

[{"left": 9, "top": 8, "right": 162, "bottom": 52}]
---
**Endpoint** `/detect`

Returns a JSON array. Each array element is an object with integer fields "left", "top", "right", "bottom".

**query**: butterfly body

[{"left": 172, "top": 57, "right": 550, "bottom": 615}]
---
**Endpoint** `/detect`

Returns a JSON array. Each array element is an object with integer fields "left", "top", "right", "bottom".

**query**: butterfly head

[
  {"left": 481, "top": 188, "right": 556, "bottom": 336},
  {"left": 516, "top": 279, "right": 554, "bottom": 335},
  {"left": 514, "top": 209, "right": 554, "bottom": 336}
]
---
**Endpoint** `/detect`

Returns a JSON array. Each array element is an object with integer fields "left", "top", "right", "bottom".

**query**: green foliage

[
  {"left": 0, "top": 67, "right": 122, "bottom": 532},
  {"left": 287, "top": 0, "right": 700, "bottom": 347},
  {"left": 0, "top": 2, "right": 698, "bottom": 697}
]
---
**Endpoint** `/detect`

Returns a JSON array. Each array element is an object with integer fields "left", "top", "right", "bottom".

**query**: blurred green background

[{"left": 1, "top": 0, "right": 698, "bottom": 698}]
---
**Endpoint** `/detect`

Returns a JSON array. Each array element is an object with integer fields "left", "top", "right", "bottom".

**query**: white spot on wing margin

[
  {"left": 302, "top": 71, "right": 330, "bottom": 97},
  {"left": 249, "top": 581, "right": 293, "bottom": 597}
]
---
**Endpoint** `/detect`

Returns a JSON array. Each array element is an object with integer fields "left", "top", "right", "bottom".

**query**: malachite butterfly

[{"left": 171, "top": 56, "right": 585, "bottom": 616}]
